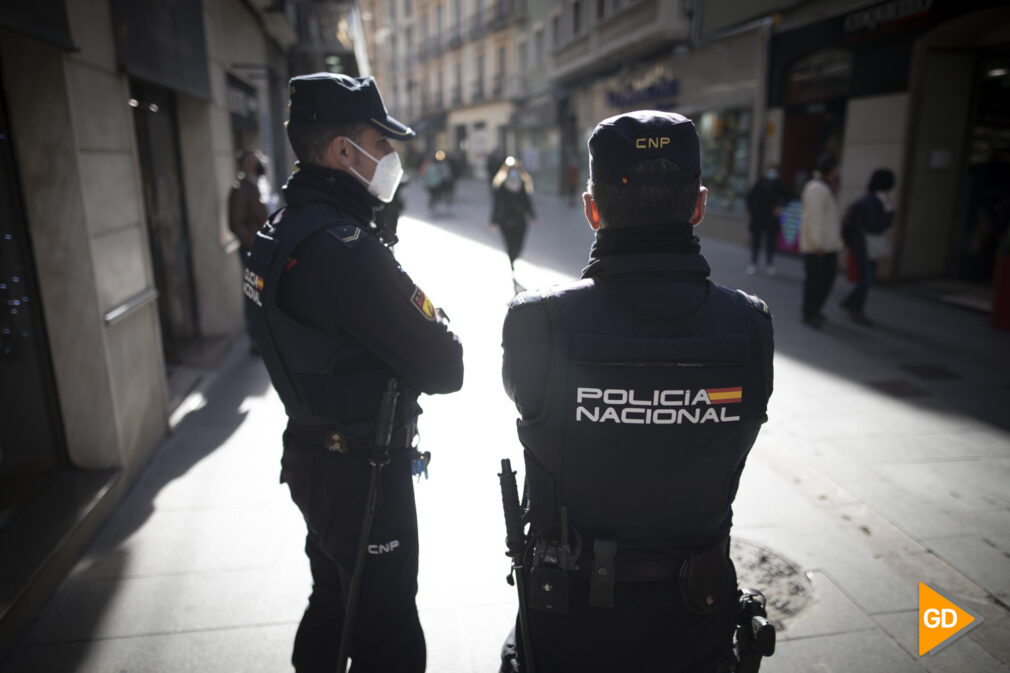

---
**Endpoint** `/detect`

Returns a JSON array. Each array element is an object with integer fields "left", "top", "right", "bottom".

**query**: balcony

[
  {"left": 468, "top": 12, "right": 486, "bottom": 40},
  {"left": 472, "top": 79, "right": 486, "bottom": 102},
  {"left": 485, "top": 0, "right": 525, "bottom": 32},
  {"left": 509, "top": 73, "right": 527, "bottom": 98},
  {"left": 551, "top": 0, "right": 689, "bottom": 83},
  {"left": 446, "top": 24, "right": 463, "bottom": 50}
]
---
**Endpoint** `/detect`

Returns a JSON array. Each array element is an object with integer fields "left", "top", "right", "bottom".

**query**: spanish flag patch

[
  {"left": 706, "top": 387, "right": 742, "bottom": 404},
  {"left": 411, "top": 287, "right": 437, "bottom": 321}
]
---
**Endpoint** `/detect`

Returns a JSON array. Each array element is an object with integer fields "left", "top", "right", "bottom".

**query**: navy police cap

[
  {"left": 589, "top": 110, "right": 700, "bottom": 186},
  {"left": 288, "top": 73, "right": 415, "bottom": 141}
]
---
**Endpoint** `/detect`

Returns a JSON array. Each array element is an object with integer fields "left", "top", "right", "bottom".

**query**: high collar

[
  {"left": 282, "top": 162, "right": 379, "bottom": 225},
  {"left": 582, "top": 251, "right": 711, "bottom": 280}
]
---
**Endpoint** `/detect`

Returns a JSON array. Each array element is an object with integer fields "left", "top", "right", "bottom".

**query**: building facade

[
  {"left": 365, "top": 0, "right": 1010, "bottom": 296},
  {"left": 753, "top": 0, "right": 1010, "bottom": 285},
  {"left": 0, "top": 0, "right": 296, "bottom": 655}
]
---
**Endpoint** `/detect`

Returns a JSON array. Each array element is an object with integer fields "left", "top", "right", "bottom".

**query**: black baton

[
  {"left": 500, "top": 458, "right": 536, "bottom": 673},
  {"left": 338, "top": 379, "right": 399, "bottom": 672}
]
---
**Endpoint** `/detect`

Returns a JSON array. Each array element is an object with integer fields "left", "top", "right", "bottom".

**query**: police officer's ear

[
  {"left": 324, "top": 136, "right": 354, "bottom": 171},
  {"left": 583, "top": 192, "right": 601, "bottom": 231},
  {"left": 690, "top": 186, "right": 708, "bottom": 227}
]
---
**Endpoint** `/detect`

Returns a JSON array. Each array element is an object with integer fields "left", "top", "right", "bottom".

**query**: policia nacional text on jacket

[
  {"left": 499, "top": 111, "right": 774, "bottom": 673},
  {"left": 244, "top": 73, "right": 463, "bottom": 673}
]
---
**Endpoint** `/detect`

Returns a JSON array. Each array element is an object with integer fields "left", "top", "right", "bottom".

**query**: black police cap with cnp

[
  {"left": 288, "top": 73, "right": 415, "bottom": 141},
  {"left": 589, "top": 110, "right": 700, "bottom": 186}
]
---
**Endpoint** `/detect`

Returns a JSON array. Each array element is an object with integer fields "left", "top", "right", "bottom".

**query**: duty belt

[
  {"left": 285, "top": 420, "right": 415, "bottom": 453},
  {"left": 573, "top": 552, "right": 686, "bottom": 582}
]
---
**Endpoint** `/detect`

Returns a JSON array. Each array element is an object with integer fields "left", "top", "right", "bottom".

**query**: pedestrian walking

[
  {"left": 799, "top": 153, "right": 843, "bottom": 328},
  {"left": 421, "top": 150, "right": 452, "bottom": 213},
  {"left": 228, "top": 149, "right": 268, "bottom": 351},
  {"left": 746, "top": 164, "right": 789, "bottom": 275},
  {"left": 497, "top": 110, "right": 775, "bottom": 673},
  {"left": 840, "top": 168, "right": 896, "bottom": 325},
  {"left": 244, "top": 72, "right": 464, "bottom": 673},
  {"left": 489, "top": 156, "right": 536, "bottom": 293}
]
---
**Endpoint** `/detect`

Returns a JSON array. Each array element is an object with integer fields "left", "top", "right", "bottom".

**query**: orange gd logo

[{"left": 918, "top": 583, "right": 982, "bottom": 656}]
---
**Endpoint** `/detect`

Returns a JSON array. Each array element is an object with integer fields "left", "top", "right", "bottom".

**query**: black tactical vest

[
  {"left": 517, "top": 279, "right": 768, "bottom": 554},
  {"left": 244, "top": 204, "right": 411, "bottom": 439}
]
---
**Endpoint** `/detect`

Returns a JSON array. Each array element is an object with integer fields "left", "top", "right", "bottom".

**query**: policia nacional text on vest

[{"left": 499, "top": 281, "right": 776, "bottom": 673}]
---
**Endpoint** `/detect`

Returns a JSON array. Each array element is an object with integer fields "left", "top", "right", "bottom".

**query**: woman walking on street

[
  {"left": 490, "top": 156, "right": 537, "bottom": 293},
  {"left": 841, "top": 168, "right": 896, "bottom": 326}
]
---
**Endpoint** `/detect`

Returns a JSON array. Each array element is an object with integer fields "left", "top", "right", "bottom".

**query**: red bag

[{"left": 846, "top": 248, "right": 859, "bottom": 283}]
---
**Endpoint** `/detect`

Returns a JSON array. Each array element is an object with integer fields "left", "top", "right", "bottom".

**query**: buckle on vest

[{"left": 589, "top": 537, "right": 617, "bottom": 608}]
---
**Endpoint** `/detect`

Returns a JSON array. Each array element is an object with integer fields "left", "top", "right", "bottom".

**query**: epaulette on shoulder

[
  {"left": 325, "top": 223, "right": 365, "bottom": 248},
  {"left": 508, "top": 288, "right": 545, "bottom": 311},
  {"left": 735, "top": 288, "right": 772, "bottom": 318}
]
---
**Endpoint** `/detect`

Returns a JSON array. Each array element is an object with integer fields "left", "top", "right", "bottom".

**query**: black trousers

[
  {"left": 281, "top": 431, "right": 425, "bottom": 673},
  {"left": 499, "top": 218, "right": 528, "bottom": 269},
  {"left": 803, "top": 252, "right": 838, "bottom": 319},
  {"left": 749, "top": 223, "right": 780, "bottom": 266},
  {"left": 499, "top": 576, "right": 736, "bottom": 673}
]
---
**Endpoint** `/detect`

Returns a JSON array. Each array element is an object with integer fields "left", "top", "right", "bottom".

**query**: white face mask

[{"left": 344, "top": 137, "right": 403, "bottom": 203}]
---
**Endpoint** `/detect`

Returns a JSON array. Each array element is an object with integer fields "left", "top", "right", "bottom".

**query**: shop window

[{"left": 696, "top": 108, "right": 751, "bottom": 216}]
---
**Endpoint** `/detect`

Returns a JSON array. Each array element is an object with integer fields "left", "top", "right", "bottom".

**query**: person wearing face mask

[
  {"left": 244, "top": 73, "right": 464, "bottom": 673},
  {"left": 490, "top": 156, "right": 537, "bottom": 293},
  {"left": 745, "top": 164, "right": 789, "bottom": 275}
]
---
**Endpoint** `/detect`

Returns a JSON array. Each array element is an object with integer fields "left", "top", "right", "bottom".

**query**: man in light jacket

[{"left": 799, "top": 154, "right": 842, "bottom": 328}]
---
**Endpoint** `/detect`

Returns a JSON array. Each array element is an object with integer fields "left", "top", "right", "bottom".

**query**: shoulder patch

[
  {"left": 325, "top": 223, "right": 365, "bottom": 248},
  {"left": 736, "top": 289, "right": 772, "bottom": 317},
  {"left": 411, "top": 286, "right": 438, "bottom": 321},
  {"left": 508, "top": 288, "right": 544, "bottom": 310}
]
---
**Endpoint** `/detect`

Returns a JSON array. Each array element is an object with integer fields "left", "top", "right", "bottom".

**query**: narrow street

[{"left": 3, "top": 176, "right": 1009, "bottom": 673}]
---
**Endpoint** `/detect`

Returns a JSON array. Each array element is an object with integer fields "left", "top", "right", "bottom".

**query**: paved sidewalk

[{"left": 2, "top": 178, "right": 1008, "bottom": 672}]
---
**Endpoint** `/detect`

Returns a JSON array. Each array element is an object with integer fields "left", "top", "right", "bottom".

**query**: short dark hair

[
  {"left": 867, "top": 168, "right": 895, "bottom": 192},
  {"left": 816, "top": 153, "right": 839, "bottom": 176},
  {"left": 588, "top": 158, "right": 701, "bottom": 229},
  {"left": 286, "top": 120, "right": 368, "bottom": 164}
]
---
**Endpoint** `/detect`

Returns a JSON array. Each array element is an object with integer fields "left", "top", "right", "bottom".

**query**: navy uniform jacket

[{"left": 265, "top": 165, "right": 463, "bottom": 442}]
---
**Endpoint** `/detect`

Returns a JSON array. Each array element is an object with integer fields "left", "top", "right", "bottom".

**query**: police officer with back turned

[
  {"left": 244, "top": 73, "right": 464, "bottom": 673},
  {"left": 499, "top": 111, "right": 774, "bottom": 672}
]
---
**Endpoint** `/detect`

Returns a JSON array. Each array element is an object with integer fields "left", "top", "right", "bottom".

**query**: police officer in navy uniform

[
  {"left": 499, "top": 111, "right": 774, "bottom": 672},
  {"left": 244, "top": 73, "right": 464, "bottom": 673}
]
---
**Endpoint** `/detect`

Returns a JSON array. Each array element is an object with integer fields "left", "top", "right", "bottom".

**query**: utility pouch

[
  {"left": 528, "top": 565, "right": 571, "bottom": 614},
  {"left": 679, "top": 543, "right": 734, "bottom": 615}
]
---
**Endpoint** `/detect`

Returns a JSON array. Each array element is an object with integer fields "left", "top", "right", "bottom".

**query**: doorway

[
  {"left": 130, "top": 80, "right": 199, "bottom": 364},
  {"left": 956, "top": 51, "right": 1010, "bottom": 282}
]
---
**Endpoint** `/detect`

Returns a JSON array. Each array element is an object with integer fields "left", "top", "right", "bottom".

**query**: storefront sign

[
  {"left": 0, "top": 0, "right": 76, "bottom": 50},
  {"left": 607, "top": 62, "right": 679, "bottom": 109},
  {"left": 607, "top": 78, "right": 679, "bottom": 108},
  {"left": 843, "top": 0, "right": 932, "bottom": 40},
  {"left": 111, "top": 0, "right": 211, "bottom": 101}
]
